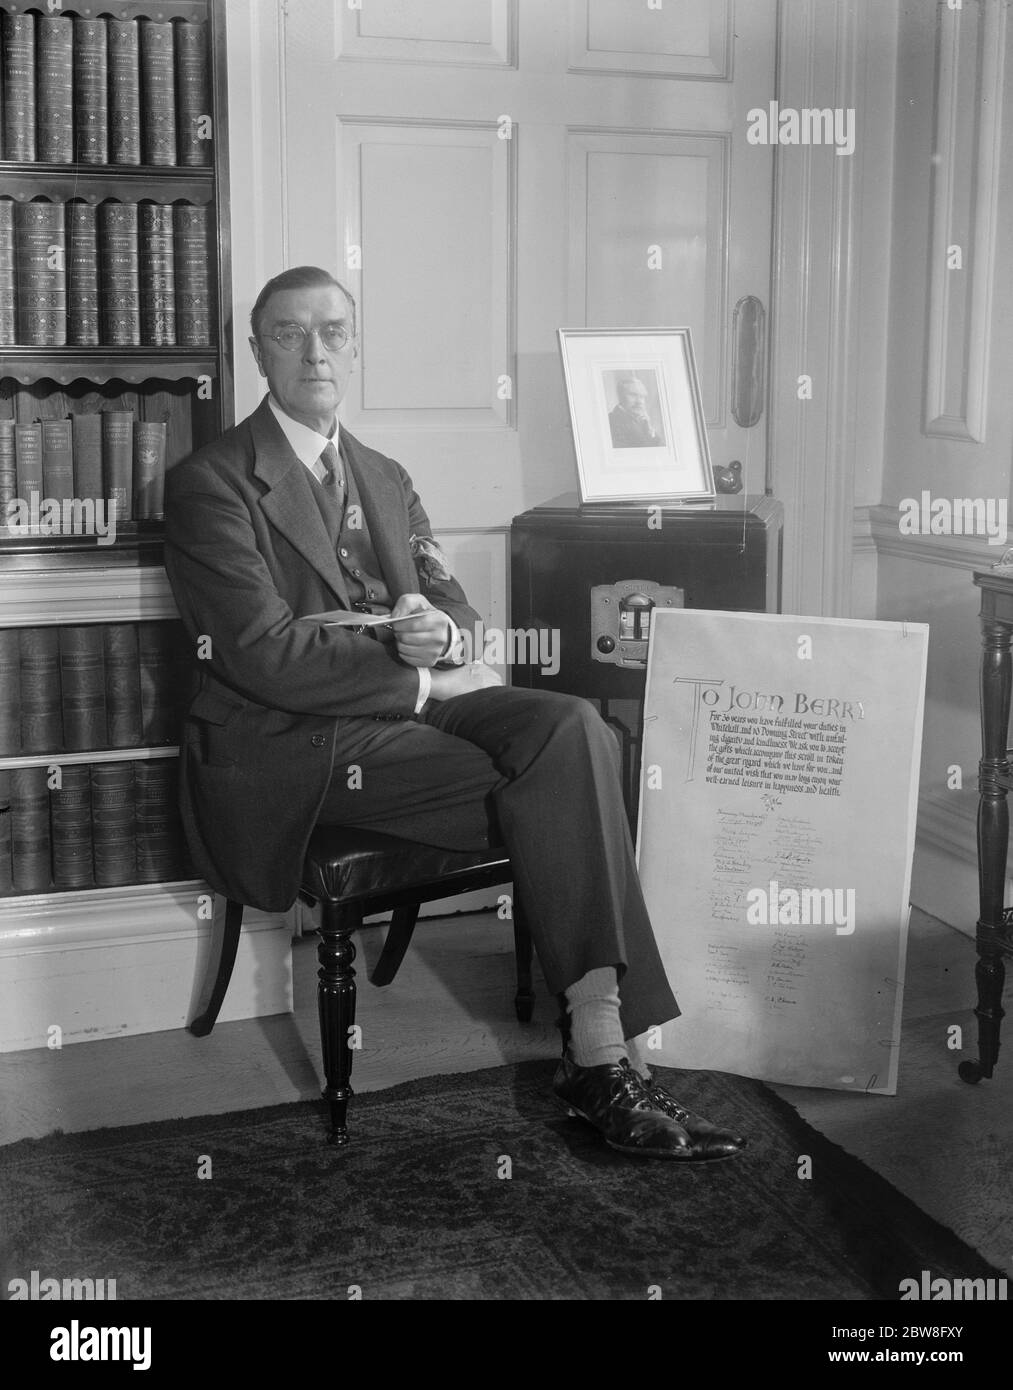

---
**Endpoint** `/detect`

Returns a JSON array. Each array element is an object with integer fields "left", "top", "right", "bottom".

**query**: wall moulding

[
  {"left": 862, "top": 503, "right": 1012, "bottom": 573},
  {"left": 923, "top": 0, "right": 1006, "bottom": 443}
]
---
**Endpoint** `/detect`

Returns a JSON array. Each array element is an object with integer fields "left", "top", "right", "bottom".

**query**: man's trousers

[{"left": 315, "top": 686, "right": 679, "bottom": 1041}]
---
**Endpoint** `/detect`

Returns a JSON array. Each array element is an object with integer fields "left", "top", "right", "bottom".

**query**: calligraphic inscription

[{"left": 635, "top": 610, "right": 928, "bottom": 1093}]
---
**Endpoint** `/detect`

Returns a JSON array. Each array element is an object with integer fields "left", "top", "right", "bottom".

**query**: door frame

[{"left": 767, "top": 0, "right": 899, "bottom": 618}]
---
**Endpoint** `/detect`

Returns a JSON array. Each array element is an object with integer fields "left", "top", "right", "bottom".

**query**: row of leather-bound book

[
  {"left": 0, "top": 622, "right": 190, "bottom": 757},
  {"left": 0, "top": 413, "right": 171, "bottom": 525},
  {"left": 0, "top": 198, "right": 212, "bottom": 348},
  {"left": 0, "top": 758, "right": 191, "bottom": 895},
  {"left": 0, "top": 9, "right": 211, "bottom": 167}
]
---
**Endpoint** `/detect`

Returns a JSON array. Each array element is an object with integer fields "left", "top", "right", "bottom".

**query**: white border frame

[{"left": 557, "top": 328, "right": 715, "bottom": 503}]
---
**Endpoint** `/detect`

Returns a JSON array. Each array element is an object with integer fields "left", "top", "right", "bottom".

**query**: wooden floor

[{"left": 4, "top": 906, "right": 1011, "bottom": 1279}]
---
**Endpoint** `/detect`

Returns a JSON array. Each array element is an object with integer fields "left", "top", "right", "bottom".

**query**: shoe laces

[
  {"left": 644, "top": 1082, "right": 691, "bottom": 1124},
  {"left": 605, "top": 1058, "right": 653, "bottom": 1107}
]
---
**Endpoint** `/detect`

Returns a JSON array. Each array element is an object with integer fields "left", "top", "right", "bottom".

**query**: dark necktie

[{"left": 312, "top": 440, "right": 344, "bottom": 492}]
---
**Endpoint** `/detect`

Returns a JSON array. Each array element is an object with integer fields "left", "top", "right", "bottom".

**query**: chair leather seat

[{"left": 302, "top": 824, "right": 511, "bottom": 904}]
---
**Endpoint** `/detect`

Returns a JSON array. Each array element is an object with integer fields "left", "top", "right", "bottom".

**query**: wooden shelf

[
  {"left": 0, "top": 348, "right": 217, "bottom": 387},
  {"left": 0, "top": 164, "right": 214, "bottom": 204},
  {"left": 0, "top": 746, "right": 179, "bottom": 772},
  {"left": 0, "top": 0, "right": 230, "bottom": 955}
]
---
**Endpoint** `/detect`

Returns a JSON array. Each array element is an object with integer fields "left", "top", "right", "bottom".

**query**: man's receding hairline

[{"left": 251, "top": 267, "right": 357, "bottom": 337}]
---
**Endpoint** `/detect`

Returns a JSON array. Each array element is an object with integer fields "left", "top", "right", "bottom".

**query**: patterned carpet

[{"left": 0, "top": 1060, "right": 1001, "bottom": 1301}]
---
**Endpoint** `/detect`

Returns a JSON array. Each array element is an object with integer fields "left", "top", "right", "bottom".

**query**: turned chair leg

[
  {"left": 189, "top": 897, "right": 244, "bottom": 1037},
  {"left": 369, "top": 903, "right": 422, "bottom": 986},
  {"left": 317, "top": 898, "right": 360, "bottom": 1145},
  {"left": 960, "top": 948, "right": 1006, "bottom": 1083}
]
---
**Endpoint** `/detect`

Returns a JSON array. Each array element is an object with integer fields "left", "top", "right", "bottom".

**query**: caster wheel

[{"left": 958, "top": 1059, "right": 983, "bottom": 1084}]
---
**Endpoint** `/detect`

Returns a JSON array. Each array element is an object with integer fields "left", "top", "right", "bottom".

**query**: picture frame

[{"left": 557, "top": 328, "right": 715, "bottom": 504}]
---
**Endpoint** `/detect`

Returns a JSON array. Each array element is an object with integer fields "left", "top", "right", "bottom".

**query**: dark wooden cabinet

[{"left": 510, "top": 493, "right": 783, "bottom": 820}]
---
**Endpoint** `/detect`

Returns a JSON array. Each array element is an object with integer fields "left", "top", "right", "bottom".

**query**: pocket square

[{"left": 409, "top": 533, "right": 454, "bottom": 586}]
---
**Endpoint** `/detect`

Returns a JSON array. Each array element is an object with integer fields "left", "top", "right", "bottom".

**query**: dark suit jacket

[
  {"left": 163, "top": 397, "right": 480, "bottom": 911},
  {"left": 608, "top": 404, "right": 660, "bottom": 448}
]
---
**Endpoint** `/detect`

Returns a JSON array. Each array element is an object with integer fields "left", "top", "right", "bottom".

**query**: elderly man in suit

[
  {"left": 608, "top": 376, "right": 663, "bottom": 448},
  {"left": 164, "top": 266, "right": 746, "bottom": 1161}
]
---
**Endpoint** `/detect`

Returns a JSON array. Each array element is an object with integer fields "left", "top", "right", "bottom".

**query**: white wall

[{"left": 875, "top": 0, "right": 1013, "bottom": 930}]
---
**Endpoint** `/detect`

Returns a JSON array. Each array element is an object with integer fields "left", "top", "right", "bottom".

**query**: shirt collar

[{"left": 267, "top": 395, "right": 338, "bottom": 470}]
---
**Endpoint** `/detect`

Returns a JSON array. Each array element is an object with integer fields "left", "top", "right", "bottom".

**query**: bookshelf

[{"left": 0, "top": 1, "right": 291, "bottom": 1051}]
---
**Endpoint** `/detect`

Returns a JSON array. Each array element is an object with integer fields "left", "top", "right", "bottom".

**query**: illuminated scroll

[{"left": 635, "top": 609, "right": 928, "bottom": 1093}]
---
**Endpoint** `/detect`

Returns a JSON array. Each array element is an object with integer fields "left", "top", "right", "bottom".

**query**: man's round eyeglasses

[{"left": 261, "top": 324, "right": 352, "bottom": 353}]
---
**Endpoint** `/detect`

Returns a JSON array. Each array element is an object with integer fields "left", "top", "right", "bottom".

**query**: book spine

[
  {"left": 0, "top": 199, "right": 15, "bottom": 347},
  {"left": 14, "top": 423, "right": 43, "bottom": 509},
  {"left": 138, "top": 203, "right": 176, "bottom": 346},
  {"left": 134, "top": 759, "right": 183, "bottom": 883},
  {"left": 40, "top": 417, "right": 74, "bottom": 508},
  {"left": 0, "top": 628, "right": 21, "bottom": 757},
  {"left": 139, "top": 20, "right": 177, "bottom": 167},
  {"left": 73, "top": 17, "right": 109, "bottom": 165},
  {"left": 108, "top": 20, "right": 141, "bottom": 166},
  {"left": 67, "top": 202, "right": 100, "bottom": 347},
  {"left": 2, "top": 12, "right": 36, "bottom": 162},
  {"left": 138, "top": 624, "right": 178, "bottom": 744},
  {"left": 0, "top": 418, "right": 17, "bottom": 521},
  {"left": 175, "top": 21, "right": 212, "bottom": 168},
  {"left": 19, "top": 627, "right": 63, "bottom": 754},
  {"left": 10, "top": 766, "right": 51, "bottom": 894},
  {"left": 101, "top": 411, "right": 134, "bottom": 523},
  {"left": 51, "top": 764, "right": 95, "bottom": 890},
  {"left": 173, "top": 205, "right": 212, "bottom": 347},
  {"left": 72, "top": 413, "right": 104, "bottom": 506},
  {"left": 91, "top": 760, "right": 136, "bottom": 887},
  {"left": 59, "top": 625, "right": 107, "bottom": 752},
  {"left": 99, "top": 202, "right": 140, "bottom": 347},
  {"left": 36, "top": 15, "right": 74, "bottom": 164},
  {"left": 0, "top": 771, "right": 12, "bottom": 895},
  {"left": 133, "top": 419, "right": 167, "bottom": 521},
  {"left": 15, "top": 201, "right": 67, "bottom": 347},
  {"left": 103, "top": 624, "right": 142, "bottom": 749}
]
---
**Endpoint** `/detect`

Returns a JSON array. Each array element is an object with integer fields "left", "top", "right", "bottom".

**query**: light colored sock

[
  {"left": 564, "top": 966, "right": 628, "bottom": 1068},
  {"left": 625, "top": 1035, "right": 654, "bottom": 1081}
]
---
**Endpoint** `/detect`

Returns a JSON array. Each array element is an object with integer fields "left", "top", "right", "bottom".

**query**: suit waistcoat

[{"left": 303, "top": 438, "right": 393, "bottom": 611}]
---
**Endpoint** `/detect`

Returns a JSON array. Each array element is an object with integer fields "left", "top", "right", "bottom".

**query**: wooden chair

[{"left": 188, "top": 825, "right": 535, "bottom": 1145}]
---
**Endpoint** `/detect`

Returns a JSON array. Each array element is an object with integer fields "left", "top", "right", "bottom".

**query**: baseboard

[
  {"left": 913, "top": 789, "right": 1000, "bottom": 938},
  {"left": 0, "top": 881, "right": 293, "bottom": 1052}
]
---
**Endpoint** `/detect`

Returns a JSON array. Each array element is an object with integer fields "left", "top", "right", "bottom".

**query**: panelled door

[{"left": 283, "top": 0, "right": 777, "bottom": 610}]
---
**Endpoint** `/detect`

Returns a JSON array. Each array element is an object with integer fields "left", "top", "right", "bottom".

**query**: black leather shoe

[
  {"left": 639, "top": 1075, "right": 747, "bottom": 1160},
  {"left": 553, "top": 1055, "right": 740, "bottom": 1161}
]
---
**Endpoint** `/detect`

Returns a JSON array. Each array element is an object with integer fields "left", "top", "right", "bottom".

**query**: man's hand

[
  {"left": 428, "top": 661, "right": 504, "bottom": 700},
  {"left": 390, "top": 592, "right": 454, "bottom": 668}
]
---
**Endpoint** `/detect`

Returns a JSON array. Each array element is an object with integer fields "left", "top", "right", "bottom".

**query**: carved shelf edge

[
  {"left": 0, "top": 349, "right": 217, "bottom": 386},
  {"left": 1, "top": 1, "right": 210, "bottom": 21},
  {"left": 0, "top": 164, "right": 214, "bottom": 205}
]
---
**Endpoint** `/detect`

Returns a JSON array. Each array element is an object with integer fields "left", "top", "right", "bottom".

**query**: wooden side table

[
  {"left": 510, "top": 493, "right": 783, "bottom": 825},
  {"left": 964, "top": 567, "right": 1013, "bottom": 1081}
]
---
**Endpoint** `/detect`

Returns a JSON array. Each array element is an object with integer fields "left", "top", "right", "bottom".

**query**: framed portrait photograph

[{"left": 557, "top": 328, "right": 715, "bottom": 503}]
